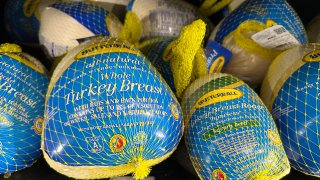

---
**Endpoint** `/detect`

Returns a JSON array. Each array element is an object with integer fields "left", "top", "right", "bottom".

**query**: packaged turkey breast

[
  {"left": 0, "top": 44, "right": 49, "bottom": 177},
  {"left": 42, "top": 37, "right": 183, "bottom": 179},
  {"left": 182, "top": 73, "right": 290, "bottom": 179},
  {"left": 261, "top": 44, "right": 320, "bottom": 177},
  {"left": 209, "top": 0, "right": 307, "bottom": 89}
]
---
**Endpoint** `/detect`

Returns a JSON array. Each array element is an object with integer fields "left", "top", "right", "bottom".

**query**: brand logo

[
  {"left": 303, "top": 50, "right": 320, "bottom": 62},
  {"left": 209, "top": 56, "right": 225, "bottom": 73},
  {"left": 76, "top": 42, "right": 138, "bottom": 59},
  {"left": 212, "top": 169, "right": 227, "bottom": 180},
  {"left": 109, "top": 134, "right": 126, "bottom": 153},
  {"left": 32, "top": 117, "right": 44, "bottom": 134},
  {"left": 195, "top": 89, "right": 243, "bottom": 109},
  {"left": 170, "top": 103, "right": 180, "bottom": 120}
]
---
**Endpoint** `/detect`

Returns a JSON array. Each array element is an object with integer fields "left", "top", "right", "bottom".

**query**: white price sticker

[{"left": 251, "top": 25, "right": 300, "bottom": 51}]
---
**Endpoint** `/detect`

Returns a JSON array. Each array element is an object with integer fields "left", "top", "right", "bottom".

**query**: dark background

[{"left": 0, "top": 0, "right": 320, "bottom": 179}]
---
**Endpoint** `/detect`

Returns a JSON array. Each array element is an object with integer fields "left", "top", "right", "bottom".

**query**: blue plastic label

[
  {"left": 205, "top": 41, "right": 232, "bottom": 73},
  {"left": 272, "top": 62, "right": 320, "bottom": 176},
  {"left": 43, "top": 40, "right": 183, "bottom": 166},
  {"left": 184, "top": 75, "right": 289, "bottom": 179},
  {"left": 127, "top": 0, "right": 135, "bottom": 11},
  {"left": 0, "top": 54, "right": 48, "bottom": 173}
]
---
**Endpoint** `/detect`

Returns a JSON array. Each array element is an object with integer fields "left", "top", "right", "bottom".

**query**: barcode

[
  {"left": 274, "top": 43, "right": 291, "bottom": 50},
  {"left": 273, "top": 27, "right": 286, "bottom": 35},
  {"left": 276, "top": 42, "right": 299, "bottom": 50}
]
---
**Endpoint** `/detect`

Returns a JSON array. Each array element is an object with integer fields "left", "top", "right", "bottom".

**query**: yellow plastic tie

[
  {"left": 266, "top": 19, "right": 278, "bottom": 28},
  {"left": 199, "top": 0, "right": 233, "bottom": 17},
  {"left": 231, "top": 20, "right": 281, "bottom": 59},
  {"left": 170, "top": 19, "right": 206, "bottom": 99},
  {"left": 193, "top": 48, "right": 208, "bottom": 78},
  {"left": 0, "top": 43, "right": 22, "bottom": 53},
  {"left": 199, "top": 0, "right": 218, "bottom": 10},
  {"left": 118, "top": 11, "right": 142, "bottom": 45},
  {"left": 252, "top": 170, "right": 270, "bottom": 180},
  {"left": 133, "top": 157, "right": 151, "bottom": 180}
]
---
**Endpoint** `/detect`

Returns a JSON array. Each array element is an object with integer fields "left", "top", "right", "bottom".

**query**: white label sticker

[{"left": 251, "top": 25, "right": 300, "bottom": 51}]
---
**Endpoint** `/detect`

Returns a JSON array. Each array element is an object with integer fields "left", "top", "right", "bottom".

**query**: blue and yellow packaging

[
  {"left": 42, "top": 37, "right": 183, "bottom": 179},
  {"left": 138, "top": 20, "right": 208, "bottom": 99},
  {"left": 209, "top": 0, "right": 307, "bottom": 89},
  {"left": 182, "top": 73, "right": 290, "bottom": 179},
  {"left": 39, "top": 1, "right": 123, "bottom": 58},
  {"left": 212, "top": 0, "right": 307, "bottom": 44},
  {"left": 139, "top": 37, "right": 221, "bottom": 95},
  {"left": 261, "top": 44, "right": 320, "bottom": 177},
  {"left": 139, "top": 37, "right": 176, "bottom": 92},
  {"left": 0, "top": 44, "right": 49, "bottom": 175}
]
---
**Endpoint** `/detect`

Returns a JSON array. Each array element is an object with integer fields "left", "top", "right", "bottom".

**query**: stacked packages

[{"left": 2, "top": 0, "right": 320, "bottom": 179}]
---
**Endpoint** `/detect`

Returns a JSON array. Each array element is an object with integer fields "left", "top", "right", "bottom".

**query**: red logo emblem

[
  {"left": 110, "top": 134, "right": 126, "bottom": 153},
  {"left": 212, "top": 169, "right": 227, "bottom": 180}
]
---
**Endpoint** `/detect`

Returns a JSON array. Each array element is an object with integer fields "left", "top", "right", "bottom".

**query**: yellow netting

[
  {"left": 119, "top": 11, "right": 142, "bottom": 45},
  {"left": 230, "top": 20, "right": 281, "bottom": 59},
  {"left": 199, "top": 0, "right": 233, "bottom": 17},
  {"left": 193, "top": 48, "right": 208, "bottom": 79},
  {"left": 169, "top": 19, "right": 206, "bottom": 99},
  {"left": 0, "top": 43, "right": 22, "bottom": 53}
]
